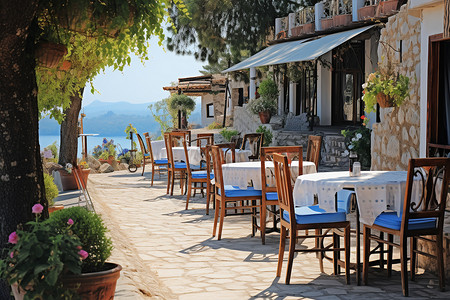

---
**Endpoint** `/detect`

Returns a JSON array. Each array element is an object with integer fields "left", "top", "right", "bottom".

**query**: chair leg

[
  {"left": 400, "top": 235, "right": 409, "bottom": 297},
  {"left": 277, "top": 225, "right": 287, "bottom": 277},
  {"left": 170, "top": 170, "right": 175, "bottom": 195},
  {"left": 379, "top": 232, "right": 385, "bottom": 270},
  {"left": 185, "top": 178, "right": 192, "bottom": 210},
  {"left": 212, "top": 196, "right": 220, "bottom": 237},
  {"left": 436, "top": 233, "right": 446, "bottom": 292},
  {"left": 193, "top": 182, "right": 197, "bottom": 197},
  {"left": 363, "top": 225, "right": 371, "bottom": 286},
  {"left": 151, "top": 164, "right": 155, "bottom": 186},
  {"left": 141, "top": 158, "right": 145, "bottom": 176},
  {"left": 345, "top": 224, "right": 351, "bottom": 285},
  {"left": 333, "top": 231, "right": 339, "bottom": 276},
  {"left": 260, "top": 204, "right": 267, "bottom": 245},
  {"left": 318, "top": 229, "right": 324, "bottom": 273},
  {"left": 286, "top": 228, "right": 296, "bottom": 284},
  {"left": 206, "top": 183, "right": 211, "bottom": 215},
  {"left": 217, "top": 199, "right": 226, "bottom": 240},
  {"left": 166, "top": 170, "right": 171, "bottom": 194},
  {"left": 410, "top": 236, "right": 416, "bottom": 281},
  {"left": 387, "top": 234, "right": 393, "bottom": 277}
]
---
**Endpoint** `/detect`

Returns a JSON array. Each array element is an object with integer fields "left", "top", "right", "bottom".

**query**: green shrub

[
  {"left": 48, "top": 207, "right": 113, "bottom": 273},
  {"left": 207, "top": 121, "right": 223, "bottom": 129},
  {"left": 45, "top": 141, "right": 58, "bottom": 158},
  {"left": 258, "top": 78, "right": 279, "bottom": 101},
  {"left": 220, "top": 128, "right": 240, "bottom": 142},
  {"left": 256, "top": 125, "right": 273, "bottom": 147},
  {"left": 44, "top": 173, "right": 59, "bottom": 206}
]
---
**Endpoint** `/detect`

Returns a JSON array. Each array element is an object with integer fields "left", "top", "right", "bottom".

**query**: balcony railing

[{"left": 274, "top": 0, "right": 402, "bottom": 40}]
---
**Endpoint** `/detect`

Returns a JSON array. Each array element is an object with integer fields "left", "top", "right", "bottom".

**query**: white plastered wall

[
  {"left": 418, "top": 3, "right": 444, "bottom": 157},
  {"left": 201, "top": 95, "right": 214, "bottom": 127},
  {"left": 317, "top": 52, "right": 332, "bottom": 125}
]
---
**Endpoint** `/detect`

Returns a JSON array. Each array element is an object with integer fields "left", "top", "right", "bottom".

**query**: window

[
  {"left": 427, "top": 34, "right": 450, "bottom": 157},
  {"left": 295, "top": 67, "right": 316, "bottom": 116},
  {"left": 332, "top": 41, "right": 365, "bottom": 125},
  {"left": 206, "top": 103, "right": 214, "bottom": 118}
]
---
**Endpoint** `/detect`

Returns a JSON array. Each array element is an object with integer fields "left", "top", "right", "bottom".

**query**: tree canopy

[{"left": 166, "top": 0, "right": 303, "bottom": 65}]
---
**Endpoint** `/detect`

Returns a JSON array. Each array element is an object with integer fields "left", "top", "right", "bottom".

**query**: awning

[{"left": 223, "top": 25, "right": 375, "bottom": 73}]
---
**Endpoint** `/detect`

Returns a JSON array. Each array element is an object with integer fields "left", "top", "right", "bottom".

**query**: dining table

[
  {"left": 160, "top": 146, "right": 203, "bottom": 165},
  {"left": 222, "top": 161, "right": 317, "bottom": 190},
  {"left": 150, "top": 140, "right": 165, "bottom": 160},
  {"left": 292, "top": 170, "right": 419, "bottom": 285}
]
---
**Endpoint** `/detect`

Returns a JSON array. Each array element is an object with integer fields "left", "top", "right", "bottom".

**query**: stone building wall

[{"left": 371, "top": 6, "right": 421, "bottom": 171}]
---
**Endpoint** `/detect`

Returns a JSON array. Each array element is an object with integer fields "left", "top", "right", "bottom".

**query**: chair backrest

[
  {"left": 230, "top": 135, "right": 241, "bottom": 148},
  {"left": 164, "top": 132, "right": 174, "bottom": 167},
  {"left": 215, "top": 143, "right": 236, "bottom": 164},
  {"left": 181, "top": 137, "right": 193, "bottom": 175},
  {"left": 401, "top": 158, "right": 450, "bottom": 234},
  {"left": 143, "top": 132, "right": 155, "bottom": 163},
  {"left": 211, "top": 145, "right": 225, "bottom": 192},
  {"left": 241, "top": 133, "right": 264, "bottom": 160},
  {"left": 196, "top": 133, "right": 214, "bottom": 147},
  {"left": 261, "top": 146, "right": 303, "bottom": 197},
  {"left": 205, "top": 145, "right": 213, "bottom": 180},
  {"left": 173, "top": 129, "right": 191, "bottom": 146},
  {"left": 306, "top": 135, "right": 322, "bottom": 171},
  {"left": 136, "top": 133, "right": 148, "bottom": 156},
  {"left": 273, "top": 153, "right": 296, "bottom": 227}
]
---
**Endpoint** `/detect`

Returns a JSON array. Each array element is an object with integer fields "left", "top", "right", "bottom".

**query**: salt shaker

[{"left": 353, "top": 162, "right": 361, "bottom": 177}]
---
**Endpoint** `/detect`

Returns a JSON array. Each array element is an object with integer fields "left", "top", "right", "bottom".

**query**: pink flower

[
  {"left": 78, "top": 250, "right": 89, "bottom": 260},
  {"left": 8, "top": 232, "right": 18, "bottom": 244},
  {"left": 76, "top": 245, "right": 82, "bottom": 250},
  {"left": 67, "top": 219, "right": 74, "bottom": 225},
  {"left": 32, "top": 204, "right": 44, "bottom": 214},
  {"left": 10, "top": 252, "right": 14, "bottom": 259}
]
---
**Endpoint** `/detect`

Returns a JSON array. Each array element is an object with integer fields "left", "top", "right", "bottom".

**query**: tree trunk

[
  {"left": 58, "top": 88, "right": 83, "bottom": 166},
  {"left": 0, "top": 0, "right": 41, "bottom": 297}
]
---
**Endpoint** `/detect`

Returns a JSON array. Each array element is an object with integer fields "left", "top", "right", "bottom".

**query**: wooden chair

[
  {"left": 164, "top": 132, "right": 187, "bottom": 195},
  {"left": 183, "top": 138, "right": 214, "bottom": 211},
  {"left": 259, "top": 146, "right": 303, "bottom": 245},
  {"left": 272, "top": 153, "right": 350, "bottom": 284},
  {"left": 211, "top": 145, "right": 261, "bottom": 240},
  {"left": 241, "top": 133, "right": 264, "bottom": 160},
  {"left": 136, "top": 133, "right": 151, "bottom": 176},
  {"left": 215, "top": 143, "right": 236, "bottom": 164},
  {"left": 306, "top": 135, "right": 322, "bottom": 171},
  {"left": 363, "top": 158, "right": 450, "bottom": 296},
  {"left": 204, "top": 145, "right": 215, "bottom": 215},
  {"left": 143, "top": 132, "right": 168, "bottom": 186},
  {"left": 172, "top": 129, "right": 191, "bottom": 146}
]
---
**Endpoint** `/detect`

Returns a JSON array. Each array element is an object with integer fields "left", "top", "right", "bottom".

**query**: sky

[{"left": 81, "top": 36, "right": 206, "bottom": 107}]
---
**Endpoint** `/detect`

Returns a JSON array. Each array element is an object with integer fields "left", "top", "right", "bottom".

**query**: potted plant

[
  {"left": 247, "top": 78, "right": 278, "bottom": 124},
  {"left": 35, "top": 41, "right": 68, "bottom": 69},
  {"left": 362, "top": 68, "right": 410, "bottom": 112},
  {"left": 48, "top": 206, "right": 120, "bottom": 299},
  {"left": 0, "top": 204, "right": 86, "bottom": 299},
  {"left": 341, "top": 118, "right": 372, "bottom": 169},
  {"left": 256, "top": 125, "right": 273, "bottom": 147},
  {"left": 118, "top": 148, "right": 131, "bottom": 164},
  {"left": 169, "top": 94, "right": 196, "bottom": 129},
  {"left": 44, "top": 172, "right": 63, "bottom": 214}
]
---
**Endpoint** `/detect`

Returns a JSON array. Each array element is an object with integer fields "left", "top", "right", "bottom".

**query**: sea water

[{"left": 39, "top": 135, "right": 136, "bottom": 158}]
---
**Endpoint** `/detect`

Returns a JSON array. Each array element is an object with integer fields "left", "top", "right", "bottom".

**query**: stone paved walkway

[{"left": 66, "top": 170, "right": 450, "bottom": 299}]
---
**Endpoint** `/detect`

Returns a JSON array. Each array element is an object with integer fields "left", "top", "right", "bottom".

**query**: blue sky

[{"left": 82, "top": 36, "right": 205, "bottom": 106}]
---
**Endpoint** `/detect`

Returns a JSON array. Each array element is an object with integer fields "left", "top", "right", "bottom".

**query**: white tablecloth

[
  {"left": 224, "top": 149, "right": 252, "bottom": 163},
  {"left": 222, "top": 161, "right": 317, "bottom": 190},
  {"left": 160, "top": 146, "right": 202, "bottom": 165},
  {"left": 151, "top": 140, "right": 165, "bottom": 160},
  {"left": 292, "top": 171, "right": 424, "bottom": 225}
]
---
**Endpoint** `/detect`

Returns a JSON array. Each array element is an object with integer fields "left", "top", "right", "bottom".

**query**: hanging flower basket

[
  {"left": 358, "top": 5, "right": 377, "bottom": 20},
  {"left": 35, "top": 42, "right": 67, "bottom": 69},
  {"left": 321, "top": 18, "right": 334, "bottom": 30},
  {"left": 291, "top": 25, "right": 303, "bottom": 36},
  {"left": 376, "top": 93, "right": 395, "bottom": 108}
]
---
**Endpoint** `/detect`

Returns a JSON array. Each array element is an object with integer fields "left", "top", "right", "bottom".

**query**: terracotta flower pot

[
  {"left": 321, "top": 18, "right": 334, "bottom": 30},
  {"left": 376, "top": 93, "right": 395, "bottom": 108},
  {"left": 376, "top": 0, "right": 400, "bottom": 17},
  {"left": 333, "top": 14, "right": 352, "bottom": 27},
  {"left": 61, "top": 263, "right": 122, "bottom": 300},
  {"left": 276, "top": 30, "right": 287, "bottom": 39},
  {"left": 290, "top": 25, "right": 303, "bottom": 36},
  {"left": 49, "top": 205, "right": 65, "bottom": 214},
  {"left": 258, "top": 111, "right": 271, "bottom": 124},
  {"left": 58, "top": 170, "right": 78, "bottom": 191},
  {"left": 358, "top": 5, "right": 377, "bottom": 20},
  {"left": 35, "top": 42, "right": 67, "bottom": 69},
  {"left": 302, "top": 23, "right": 315, "bottom": 34}
]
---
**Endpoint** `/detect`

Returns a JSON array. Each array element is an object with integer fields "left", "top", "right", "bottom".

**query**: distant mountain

[{"left": 39, "top": 99, "right": 202, "bottom": 136}]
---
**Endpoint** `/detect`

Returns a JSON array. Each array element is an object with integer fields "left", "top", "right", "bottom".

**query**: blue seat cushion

[
  {"left": 337, "top": 190, "right": 355, "bottom": 214},
  {"left": 218, "top": 186, "right": 262, "bottom": 198},
  {"left": 190, "top": 164, "right": 202, "bottom": 170},
  {"left": 283, "top": 205, "right": 347, "bottom": 225},
  {"left": 373, "top": 212, "right": 436, "bottom": 231},
  {"left": 265, "top": 192, "right": 278, "bottom": 201},
  {"left": 191, "top": 171, "right": 214, "bottom": 179},
  {"left": 173, "top": 162, "right": 187, "bottom": 169},
  {"left": 154, "top": 159, "right": 168, "bottom": 165}
]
